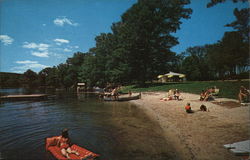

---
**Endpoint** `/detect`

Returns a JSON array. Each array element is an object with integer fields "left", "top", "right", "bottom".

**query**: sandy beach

[{"left": 130, "top": 92, "right": 250, "bottom": 160}]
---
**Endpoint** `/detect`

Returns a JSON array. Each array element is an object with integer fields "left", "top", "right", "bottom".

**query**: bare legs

[
  {"left": 61, "top": 148, "right": 79, "bottom": 158},
  {"left": 238, "top": 93, "right": 247, "bottom": 103}
]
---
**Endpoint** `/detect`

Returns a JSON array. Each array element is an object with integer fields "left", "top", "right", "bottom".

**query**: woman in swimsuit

[{"left": 57, "top": 128, "right": 79, "bottom": 158}]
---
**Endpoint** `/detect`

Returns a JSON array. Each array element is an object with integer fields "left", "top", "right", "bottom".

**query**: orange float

[{"left": 45, "top": 136, "right": 99, "bottom": 160}]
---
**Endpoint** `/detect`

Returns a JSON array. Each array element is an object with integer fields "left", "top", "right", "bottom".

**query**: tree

[
  {"left": 23, "top": 69, "right": 39, "bottom": 88},
  {"left": 65, "top": 52, "right": 86, "bottom": 88},
  {"left": 57, "top": 63, "right": 70, "bottom": 88},
  {"left": 206, "top": 31, "right": 248, "bottom": 78},
  {"left": 206, "top": 0, "right": 249, "bottom": 79},
  {"left": 78, "top": 53, "right": 100, "bottom": 87},
  {"left": 207, "top": 0, "right": 249, "bottom": 41},
  {"left": 207, "top": 0, "right": 247, "bottom": 8},
  {"left": 38, "top": 67, "right": 60, "bottom": 87},
  {"left": 181, "top": 46, "right": 212, "bottom": 80},
  {"left": 219, "top": 31, "right": 248, "bottom": 74},
  {"left": 111, "top": 0, "right": 192, "bottom": 85},
  {"left": 225, "top": 8, "right": 249, "bottom": 41}
]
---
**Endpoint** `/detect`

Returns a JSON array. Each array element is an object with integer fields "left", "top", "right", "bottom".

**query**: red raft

[{"left": 45, "top": 136, "right": 99, "bottom": 160}]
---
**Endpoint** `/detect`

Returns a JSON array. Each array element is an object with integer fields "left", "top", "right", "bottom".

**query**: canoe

[
  {"left": 45, "top": 136, "right": 99, "bottom": 160},
  {"left": 103, "top": 93, "right": 141, "bottom": 101}
]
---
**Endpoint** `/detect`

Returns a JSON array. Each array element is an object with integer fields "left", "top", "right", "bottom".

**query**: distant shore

[{"left": 130, "top": 92, "right": 249, "bottom": 160}]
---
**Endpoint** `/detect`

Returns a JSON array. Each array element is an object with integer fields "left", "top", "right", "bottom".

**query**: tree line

[{"left": 2, "top": 0, "right": 249, "bottom": 89}]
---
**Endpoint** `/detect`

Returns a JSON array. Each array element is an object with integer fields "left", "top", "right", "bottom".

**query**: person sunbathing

[
  {"left": 200, "top": 90, "right": 206, "bottom": 101},
  {"left": 238, "top": 86, "right": 250, "bottom": 103},
  {"left": 201, "top": 89, "right": 214, "bottom": 101},
  {"left": 57, "top": 128, "right": 79, "bottom": 158},
  {"left": 174, "top": 89, "right": 181, "bottom": 100}
]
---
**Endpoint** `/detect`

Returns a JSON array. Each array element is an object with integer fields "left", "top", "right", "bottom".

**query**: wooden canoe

[{"left": 103, "top": 93, "right": 141, "bottom": 101}]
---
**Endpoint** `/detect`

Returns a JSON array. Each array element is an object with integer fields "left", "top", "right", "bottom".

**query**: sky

[{"left": 0, "top": 0, "right": 248, "bottom": 73}]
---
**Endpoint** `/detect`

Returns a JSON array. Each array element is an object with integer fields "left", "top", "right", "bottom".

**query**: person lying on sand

[{"left": 160, "top": 89, "right": 182, "bottom": 101}]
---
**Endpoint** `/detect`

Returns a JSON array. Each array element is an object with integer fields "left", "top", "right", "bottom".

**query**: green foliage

[
  {"left": 207, "top": 0, "right": 248, "bottom": 8},
  {"left": 38, "top": 67, "right": 59, "bottom": 87},
  {"left": 0, "top": 72, "right": 23, "bottom": 88},
  {"left": 226, "top": 8, "right": 249, "bottom": 41},
  {"left": 207, "top": 0, "right": 249, "bottom": 42},
  {"left": 180, "top": 46, "right": 211, "bottom": 80},
  {"left": 23, "top": 69, "right": 39, "bottom": 88},
  {"left": 3, "top": 0, "right": 248, "bottom": 89},
  {"left": 115, "top": 0, "right": 192, "bottom": 85},
  {"left": 76, "top": 0, "right": 193, "bottom": 87},
  {"left": 206, "top": 31, "right": 248, "bottom": 78},
  {"left": 78, "top": 53, "right": 100, "bottom": 87}
]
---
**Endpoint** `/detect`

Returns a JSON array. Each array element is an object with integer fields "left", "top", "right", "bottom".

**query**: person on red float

[{"left": 57, "top": 128, "right": 79, "bottom": 158}]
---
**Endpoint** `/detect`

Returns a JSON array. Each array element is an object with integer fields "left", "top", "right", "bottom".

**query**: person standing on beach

[{"left": 185, "top": 103, "right": 193, "bottom": 113}]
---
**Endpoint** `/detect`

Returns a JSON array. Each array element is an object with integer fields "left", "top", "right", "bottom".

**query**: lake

[{"left": 0, "top": 89, "right": 178, "bottom": 160}]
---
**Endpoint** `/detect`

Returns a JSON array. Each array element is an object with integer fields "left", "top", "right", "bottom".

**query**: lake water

[{"left": 0, "top": 89, "right": 178, "bottom": 160}]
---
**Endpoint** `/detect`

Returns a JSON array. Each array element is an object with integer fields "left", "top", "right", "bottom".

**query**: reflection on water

[{"left": 0, "top": 89, "right": 177, "bottom": 160}]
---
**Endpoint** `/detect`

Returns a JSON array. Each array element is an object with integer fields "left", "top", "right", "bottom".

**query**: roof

[
  {"left": 77, "top": 83, "right": 85, "bottom": 86},
  {"left": 164, "top": 72, "right": 185, "bottom": 76},
  {"left": 157, "top": 71, "right": 185, "bottom": 79}
]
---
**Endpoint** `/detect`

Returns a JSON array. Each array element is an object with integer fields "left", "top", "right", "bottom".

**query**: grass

[{"left": 121, "top": 80, "right": 250, "bottom": 99}]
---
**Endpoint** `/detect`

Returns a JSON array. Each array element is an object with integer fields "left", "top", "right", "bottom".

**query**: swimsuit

[{"left": 59, "top": 137, "right": 70, "bottom": 149}]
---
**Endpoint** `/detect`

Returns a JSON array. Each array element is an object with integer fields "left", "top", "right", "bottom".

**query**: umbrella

[
  {"left": 168, "top": 75, "right": 173, "bottom": 78},
  {"left": 179, "top": 75, "right": 185, "bottom": 78},
  {"left": 157, "top": 75, "right": 164, "bottom": 78}
]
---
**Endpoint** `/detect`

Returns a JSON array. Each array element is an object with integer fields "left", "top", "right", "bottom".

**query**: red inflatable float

[{"left": 45, "top": 136, "right": 99, "bottom": 160}]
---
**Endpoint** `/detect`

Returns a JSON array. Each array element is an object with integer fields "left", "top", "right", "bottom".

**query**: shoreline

[{"left": 130, "top": 92, "right": 250, "bottom": 160}]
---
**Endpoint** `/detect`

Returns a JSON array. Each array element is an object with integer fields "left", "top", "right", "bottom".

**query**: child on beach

[
  {"left": 200, "top": 104, "right": 207, "bottom": 111},
  {"left": 185, "top": 103, "right": 193, "bottom": 113}
]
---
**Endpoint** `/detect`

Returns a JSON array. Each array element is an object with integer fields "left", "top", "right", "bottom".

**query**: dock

[{"left": 0, "top": 94, "right": 48, "bottom": 101}]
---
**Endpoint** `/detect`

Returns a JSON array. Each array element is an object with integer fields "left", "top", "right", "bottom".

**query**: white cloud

[
  {"left": 31, "top": 51, "right": 49, "bottom": 57},
  {"left": 16, "top": 60, "right": 38, "bottom": 64},
  {"left": 23, "top": 42, "right": 50, "bottom": 51},
  {"left": 53, "top": 17, "right": 78, "bottom": 26},
  {"left": 42, "top": 24, "right": 46, "bottom": 26},
  {"left": 50, "top": 52, "right": 66, "bottom": 59},
  {"left": 63, "top": 48, "right": 72, "bottom": 52},
  {"left": 68, "top": 45, "right": 79, "bottom": 49},
  {"left": 12, "top": 60, "right": 49, "bottom": 73},
  {"left": 54, "top": 38, "right": 69, "bottom": 43},
  {"left": 0, "top": 35, "right": 14, "bottom": 45},
  {"left": 54, "top": 38, "right": 70, "bottom": 45}
]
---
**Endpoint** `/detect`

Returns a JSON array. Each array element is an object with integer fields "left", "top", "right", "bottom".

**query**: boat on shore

[{"left": 103, "top": 93, "right": 141, "bottom": 101}]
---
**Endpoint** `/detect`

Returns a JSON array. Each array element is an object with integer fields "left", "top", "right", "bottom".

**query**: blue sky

[{"left": 0, "top": 0, "right": 247, "bottom": 73}]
